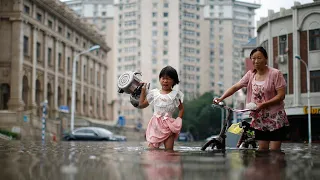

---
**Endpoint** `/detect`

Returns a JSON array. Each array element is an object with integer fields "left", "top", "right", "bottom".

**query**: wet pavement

[{"left": 0, "top": 140, "right": 319, "bottom": 180}]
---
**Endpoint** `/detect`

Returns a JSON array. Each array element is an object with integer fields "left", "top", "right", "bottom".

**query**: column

[
  {"left": 53, "top": 37, "right": 59, "bottom": 118},
  {"left": 292, "top": 8, "right": 301, "bottom": 106},
  {"left": 268, "top": 21, "right": 273, "bottom": 67},
  {"left": 93, "top": 90, "right": 97, "bottom": 118},
  {"left": 99, "top": 90, "right": 103, "bottom": 119},
  {"left": 63, "top": 43, "right": 68, "bottom": 106},
  {"left": 30, "top": 26, "right": 38, "bottom": 110},
  {"left": 80, "top": 55, "right": 84, "bottom": 115},
  {"left": 8, "top": 20, "right": 24, "bottom": 111},
  {"left": 43, "top": 33, "right": 48, "bottom": 103}
]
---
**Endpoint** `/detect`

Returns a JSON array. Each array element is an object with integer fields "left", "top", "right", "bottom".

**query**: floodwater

[{"left": 0, "top": 140, "right": 319, "bottom": 180}]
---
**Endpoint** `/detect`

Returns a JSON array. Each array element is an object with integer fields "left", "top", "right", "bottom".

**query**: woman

[{"left": 214, "top": 46, "right": 289, "bottom": 151}]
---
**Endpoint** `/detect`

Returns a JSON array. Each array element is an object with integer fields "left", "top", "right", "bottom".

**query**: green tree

[{"left": 175, "top": 92, "right": 225, "bottom": 140}]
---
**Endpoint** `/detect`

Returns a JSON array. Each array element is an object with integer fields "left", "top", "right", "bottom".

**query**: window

[
  {"left": 164, "top": 22, "right": 168, "bottom": 27},
  {"left": 152, "top": 30, "right": 157, "bottom": 36},
  {"left": 36, "top": 42, "right": 41, "bottom": 60},
  {"left": 164, "top": 31, "right": 168, "bottom": 36},
  {"left": 163, "top": 12, "right": 169, "bottom": 17},
  {"left": 58, "top": 53, "right": 62, "bottom": 69},
  {"left": 164, "top": 3, "right": 169, "bottom": 8},
  {"left": 36, "top": 13, "right": 42, "bottom": 22},
  {"left": 309, "top": 29, "right": 320, "bottom": 51},
  {"left": 48, "top": 20, "right": 53, "bottom": 29},
  {"left": 163, "top": 50, "right": 168, "bottom": 55},
  {"left": 261, "top": 40, "right": 268, "bottom": 54},
  {"left": 24, "top": 5, "right": 30, "bottom": 14},
  {"left": 67, "top": 57, "right": 71, "bottom": 73},
  {"left": 152, "top": 58, "right": 157, "bottom": 64},
  {"left": 47, "top": 48, "right": 52, "bottom": 66},
  {"left": 67, "top": 32, "right": 71, "bottom": 40},
  {"left": 153, "top": 3, "right": 157, "bottom": 8},
  {"left": 76, "top": 61, "right": 79, "bottom": 76},
  {"left": 311, "top": 70, "right": 320, "bottom": 92},
  {"left": 279, "top": 35, "right": 287, "bottom": 55},
  {"left": 23, "top": 36, "right": 29, "bottom": 55},
  {"left": 58, "top": 26, "right": 62, "bottom": 34},
  {"left": 84, "top": 65, "right": 87, "bottom": 79},
  {"left": 90, "top": 68, "right": 94, "bottom": 83},
  {"left": 153, "top": 22, "right": 157, "bottom": 26},
  {"left": 102, "top": 12, "right": 106, "bottom": 16},
  {"left": 152, "top": 12, "right": 157, "bottom": 17}
]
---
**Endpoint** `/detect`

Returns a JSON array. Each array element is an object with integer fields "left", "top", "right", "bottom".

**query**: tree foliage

[{"left": 175, "top": 92, "right": 225, "bottom": 140}]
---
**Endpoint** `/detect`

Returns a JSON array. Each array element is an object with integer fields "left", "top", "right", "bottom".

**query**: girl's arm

[
  {"left": 138, "top": 83, "right": 149, "bottom": 109},
  {"left": 177, "top": 100, "right": 184, "bottom": 119}
]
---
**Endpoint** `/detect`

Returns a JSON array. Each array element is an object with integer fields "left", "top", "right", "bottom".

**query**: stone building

[
  {"left": 245, "top": 0, "right": 320, "bottom": 141},
  {"left": 0, "top": 0, "right": 111, "bottom": 122}
]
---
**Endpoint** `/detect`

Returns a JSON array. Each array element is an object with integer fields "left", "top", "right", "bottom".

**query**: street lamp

[
  {"left": 295, "top": 55, "right": 312, "bottom": 145},
  {"left": 70, "top": 45, "right": 100, "bottom": 132}
]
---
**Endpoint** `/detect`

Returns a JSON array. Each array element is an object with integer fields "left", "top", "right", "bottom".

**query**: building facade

[
  {"left": 255, "top": 0, "right": 320, "bottom": 141},
  {"left": 201, "top": 0, "right": 260, "bottom": 104},
  {"left": 63, "top": 0, "right": 117, "bottom": 123},
  {"left": 0, "top": 0, "right": 110, "bottom": 121},
  {"left": 112, "top": 0, "right": 211, "bottom": 127}
]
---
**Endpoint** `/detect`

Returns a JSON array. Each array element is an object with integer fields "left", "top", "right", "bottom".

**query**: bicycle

[{"left": 201, "top": 102, "right": 257, "bottom": 151}]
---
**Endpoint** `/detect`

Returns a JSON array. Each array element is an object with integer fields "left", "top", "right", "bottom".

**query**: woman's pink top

[{"left": 239, "top": 66, "right": 289, "bottom": 131}]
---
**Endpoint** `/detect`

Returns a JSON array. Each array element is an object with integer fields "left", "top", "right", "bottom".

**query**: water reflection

[
  {"left": 0, "top": 141, "right": 319, "bottom": 180},
  {"left": 242, "top": 151, "right": 286, "bottom": 180},
  {"left": 141, "top": 150, "right": 182, "bottom": 180}
]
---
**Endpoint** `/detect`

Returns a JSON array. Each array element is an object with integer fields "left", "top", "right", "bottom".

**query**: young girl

[{"left": 139, "top": 66, "right": 184, "bottom": 150}]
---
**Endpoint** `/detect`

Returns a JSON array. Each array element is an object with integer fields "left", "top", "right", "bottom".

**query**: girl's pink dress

[{"left": 145, "top": 89, "right": 183, "bottom": 148}]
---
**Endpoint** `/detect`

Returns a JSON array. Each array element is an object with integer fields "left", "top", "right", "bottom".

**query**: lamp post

[
  {"left": 295, "top": 55, "right": 311, "bottom": 145},
  {"left": 70, "top": 45, "right": 100, "bottom": 132}
]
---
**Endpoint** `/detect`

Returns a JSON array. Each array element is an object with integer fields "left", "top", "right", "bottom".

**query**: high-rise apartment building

[
  {"left": 65, "top": 0, "right": 261, "bottom": 128},
  {"left": 113, "top": 0, "right": 209, "bottom": 127},
  {"left": 202, "top": 0, "right": 260, "bottom": 103}
]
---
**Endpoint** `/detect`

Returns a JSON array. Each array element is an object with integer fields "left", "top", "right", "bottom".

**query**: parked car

[
  {"left": 178, "top": 132, "right": 194, "bottom": 142},
  {"left": 63, "top": 127, "right": 127, "bottom": 141}
]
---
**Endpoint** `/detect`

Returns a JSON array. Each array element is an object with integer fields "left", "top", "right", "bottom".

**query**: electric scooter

[{"left": 201, "top": 102, "right": 257, "bottom": 151}]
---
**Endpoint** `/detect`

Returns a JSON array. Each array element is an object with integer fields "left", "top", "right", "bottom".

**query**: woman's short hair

[
  {"left": 250, "top": 46, "right": 268, "bottom": 59},
  {"left": 159, "top": 66, "right": 180, "bottom": 87}
]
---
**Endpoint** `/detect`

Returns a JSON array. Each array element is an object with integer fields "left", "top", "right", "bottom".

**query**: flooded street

[{"left": 0, "top": 141, "right": 320, "bottom": 180}]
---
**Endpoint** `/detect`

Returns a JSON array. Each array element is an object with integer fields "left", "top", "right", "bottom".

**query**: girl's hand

[{"left": 141, "top": 83, "right": 147, "bottom": 92}]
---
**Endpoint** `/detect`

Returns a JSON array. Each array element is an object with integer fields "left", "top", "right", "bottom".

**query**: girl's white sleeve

[
  {"left": 146, "top": 89, "right": 156, "bottom": 104},
  {"left": 173, "top": 90, "right": 184, "bottom": 107}
]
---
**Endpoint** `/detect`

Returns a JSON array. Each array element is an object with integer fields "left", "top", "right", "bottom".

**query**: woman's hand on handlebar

[{"left": 212, "top": 97, "right": 223, "bottom": 105}]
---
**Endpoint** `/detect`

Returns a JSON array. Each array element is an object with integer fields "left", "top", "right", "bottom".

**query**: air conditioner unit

[{"left": 278, "top": 55, "right": 287, "bottom": 64}]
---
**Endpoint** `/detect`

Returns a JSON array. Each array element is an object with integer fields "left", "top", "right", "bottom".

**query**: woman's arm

[
  {"left": 214, "top": 82, "right": 243, "bottom": 103},
  {"left": 257, "top": 87, "right": 285, "bottom": 110},
  {"left": 138, "top": 84, "right": 149, "bottom": 109},
  {"left": 177, "top": 100, "right": 184, "bottom": 119}
]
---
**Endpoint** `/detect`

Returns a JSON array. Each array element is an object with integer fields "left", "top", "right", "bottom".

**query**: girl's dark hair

[
  {"left": 159, "top": 66, "right": 180, "bottom": 87},
  {"left": 250, "top": 46, "right": 268, "bottom": 59}
]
